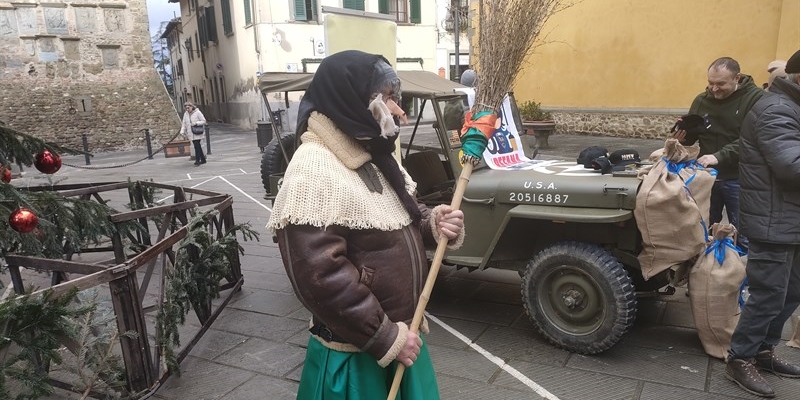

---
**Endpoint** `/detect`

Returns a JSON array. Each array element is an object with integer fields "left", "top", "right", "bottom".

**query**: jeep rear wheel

[
  {"left": 260, "top": 133, "right": 296, "bottom": 194},
  {"left": 521, "top": 241, "right": 637, "bottom": 354}
]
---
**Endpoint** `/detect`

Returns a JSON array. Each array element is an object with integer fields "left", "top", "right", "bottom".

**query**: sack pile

[
  {"left": 689, "top": 223, "right": 746, "bottom": 359},
  {"left": 634, "top": 139, "right": 716, "bottom": 280}
]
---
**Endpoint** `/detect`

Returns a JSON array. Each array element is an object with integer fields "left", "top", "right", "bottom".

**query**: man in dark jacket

[
  {"left": 673, "top": 57, "right": 764, "bottom": 251},
  {"left": 725, "top": 49, "right": 800, "bottom": 398}
]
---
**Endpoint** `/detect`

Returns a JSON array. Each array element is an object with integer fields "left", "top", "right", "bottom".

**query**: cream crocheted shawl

[{"left": 266, "top": 112, "right": 417, "bottom": 232}]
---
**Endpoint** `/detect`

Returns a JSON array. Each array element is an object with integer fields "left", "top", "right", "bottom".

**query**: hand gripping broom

[{"left": 387, "top": 2, "right": 565, "bottom": 398}]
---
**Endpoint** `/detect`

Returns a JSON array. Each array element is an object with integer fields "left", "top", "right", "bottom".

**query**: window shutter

[
  {"left": 207, "top": 6, "right": 218, "bottom": 42},
  {"left": 410, "top": 0, "right": 420, "bottom": 23},
  {"left": 243, "top": 0, "right": 252, "bottom": 25},
  {"left": 221, "top": 0, "right": 232, "bottom": 34},
  {"left": 343, "top": 0, "right": 364, "bottom": 11},
  {"left": 378, "top": 0, "right": 388, "bottom": 14},
  {"left": 294, "top": 0, "right": 307, "bottom": 20}
]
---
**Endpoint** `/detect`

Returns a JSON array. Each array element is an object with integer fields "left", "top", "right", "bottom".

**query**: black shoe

[
  {"left": 726, "top": 358, "right": 775, "bottom": 398},
  {"left": 755, "top": 348, "right": 800, "bottom": 378},
  {"left": 199, "top": 159, "right": 207, "bottom": 164}
]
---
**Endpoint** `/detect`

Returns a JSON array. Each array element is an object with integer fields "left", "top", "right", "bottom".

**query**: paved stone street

[{"left": 20, "top": 122, "right": 800, "bottom": 400}]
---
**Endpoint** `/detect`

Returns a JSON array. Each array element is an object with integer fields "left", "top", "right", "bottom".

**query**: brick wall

[{"left": 0, "top": 0, "right": 181, "bottom": 152}]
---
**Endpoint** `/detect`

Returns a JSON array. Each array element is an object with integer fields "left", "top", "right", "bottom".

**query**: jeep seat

[{"left": 404, "top": 151, "right": 450, "bottom": 196}]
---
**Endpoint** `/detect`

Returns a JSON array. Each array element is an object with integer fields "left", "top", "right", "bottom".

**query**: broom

[{"left": 387, "top": 1, "right": 564, "bottom": 398}]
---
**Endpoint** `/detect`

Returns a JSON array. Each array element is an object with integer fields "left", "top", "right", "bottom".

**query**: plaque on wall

[
  {"left": 44, "top": 8, "right": 68, "bottom": 35},
  {"left": 75, "top": 7, "right": 96, "bottom": 33},
  {"left": 15, "top": 7, "right": 37, "bottom": 35},
  {"left": 0, "top": 10, "right": 18, "bottom": 36},
  {"left": 103, "top": 9, "right": 124, "bottom": 33}
]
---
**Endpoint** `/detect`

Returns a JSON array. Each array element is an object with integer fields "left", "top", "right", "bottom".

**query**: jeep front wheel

[{"left": 521, "top": 241, "right": 637, "bottom": 354}]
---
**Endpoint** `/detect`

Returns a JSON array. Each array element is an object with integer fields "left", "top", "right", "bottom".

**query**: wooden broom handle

[{"left": 387, "top": 162, "right": 474, "bottom": 400}]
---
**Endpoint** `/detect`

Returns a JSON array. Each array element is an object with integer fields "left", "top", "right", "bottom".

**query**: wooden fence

[{"left": 4, "top": 180, "right": 244, "bottom": 395}]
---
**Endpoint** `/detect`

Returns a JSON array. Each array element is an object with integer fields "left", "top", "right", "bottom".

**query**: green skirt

[{"left": 296, "top": 335, "right": 440, "bottom": 400}]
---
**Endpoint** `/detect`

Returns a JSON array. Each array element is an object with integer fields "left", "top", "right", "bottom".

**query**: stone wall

[
  {"left": 551, "top": 109, "right": 686, "bottom": 140},
  {"left": 0, "top": 0, "right": 181, "bottom": 152}
]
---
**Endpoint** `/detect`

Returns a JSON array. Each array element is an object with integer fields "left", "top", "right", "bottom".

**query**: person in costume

[{"left": 266, "top": 50, "right": 465, "bottom": 400}]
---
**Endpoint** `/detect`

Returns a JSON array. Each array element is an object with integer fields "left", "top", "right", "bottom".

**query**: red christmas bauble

[
  {"left": 34, "top": 149, "right": 62, "bottom": 174},
  {"left": 9, "top": 207, "right": 39, "bottom": 233},
  {"left": 1, "top": 167, "right": 10, "bottom": 183}
]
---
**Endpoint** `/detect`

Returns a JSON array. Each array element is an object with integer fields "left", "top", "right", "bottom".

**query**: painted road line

[
  {"left": 218, "top": 176, "right": 272, "bottom": 212},
  {"left": 426, "top": 313, "right": 561, "bottom": 400},
  {"left": 156, "top": 176, "right": 218, "bottom": 204}
]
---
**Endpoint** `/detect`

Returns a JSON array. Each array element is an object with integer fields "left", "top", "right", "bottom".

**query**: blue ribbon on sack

[
  {"left": 704, "top": 237, "right": 747, "bottom": 265},
  {"left": 703, "top": 238, "right": 749, "bottom": 308},
  {"left": 739, "top": 278, "right": 749, "bottom": 309},
  {"left": 663, "top": 158, "right": 718, "bottom": 185}
]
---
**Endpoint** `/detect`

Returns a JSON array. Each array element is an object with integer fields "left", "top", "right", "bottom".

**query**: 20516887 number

[{"left": 509, "top": 192, "right": 569, "bottom": 204}]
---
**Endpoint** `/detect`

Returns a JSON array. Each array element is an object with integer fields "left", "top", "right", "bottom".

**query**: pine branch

[{"left": 156, "top": 208, "right": 259, "bottom": 374}]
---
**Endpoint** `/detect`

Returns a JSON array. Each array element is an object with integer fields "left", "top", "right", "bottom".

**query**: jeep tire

[
  {"left": 521, "top": 241, "right": 637, "bottom": 354},
  {"left": 260, "top": 132, "right": 296, "bottom": 194}
]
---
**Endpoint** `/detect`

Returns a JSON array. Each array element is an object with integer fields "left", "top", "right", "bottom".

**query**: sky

[{"left": 147, "top": 0, "right": 180, "bottom": 38}]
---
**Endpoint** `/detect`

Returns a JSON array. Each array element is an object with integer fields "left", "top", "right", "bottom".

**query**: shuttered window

[
  {"left": 410, "top": 0, "right": 420, "bottom": 23},
  {"left": 294, "top": 0, "right": 316, "bottom": 21},
  {"left": 379, "top": 0, "right": 409, "bottom": 23},
  {"left": 343, "top": 0, "right": 364, "bottom": 11},
  {"left": 221, "top": 0, "right": 233, "bottom": 35},
  {"left": 243, "top": 0, "right": 252, "bottom": 25}
]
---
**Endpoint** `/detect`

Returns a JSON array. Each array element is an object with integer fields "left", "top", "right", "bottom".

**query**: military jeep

[{"left": 258, "top": 71, "right": 666, "bottom": 355}]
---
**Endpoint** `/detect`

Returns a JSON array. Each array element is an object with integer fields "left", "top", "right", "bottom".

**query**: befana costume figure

[{"left": 266, "top": 50, "right": 464, "bottom": 400}]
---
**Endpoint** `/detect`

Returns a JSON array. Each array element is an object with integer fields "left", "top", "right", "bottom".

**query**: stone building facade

[
  {"left": 552, "top": 110, "right": 682, "bottom": 140},
  {"left": 0, "top": 0, "right": 180, "bottom": 152}
]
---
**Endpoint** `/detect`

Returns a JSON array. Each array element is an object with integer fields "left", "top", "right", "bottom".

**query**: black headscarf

[{"left": 296, "top": 50, "right": 421, "bottom": 224}]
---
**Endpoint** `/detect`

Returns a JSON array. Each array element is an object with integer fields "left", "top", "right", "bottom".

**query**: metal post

[
  {"left": 205, "top": 125, "right": 211, "bottom": 155},
  {"left": 144, "top": 129, "right": 153, "bottom": 160},
  {"left": 453, "top": 2, "right": 460, "bottom": 82},
  {"left": 82, "top": 134, "right": 91, "bottom": 165}
]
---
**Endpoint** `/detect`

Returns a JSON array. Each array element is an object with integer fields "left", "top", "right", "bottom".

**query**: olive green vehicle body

[{"left": 259, "top": 72, "right": 664, "bottom": 355}]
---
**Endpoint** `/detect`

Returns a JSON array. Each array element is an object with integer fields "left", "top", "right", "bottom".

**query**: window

[
  {"left": 243, "top": 0, "right": 252, "bottom": 25},
  {"left": 379, "top": 0, "right": 408, "bottom": 23},
  {"left": 185, "top": 38, "right": 193, "bottom": 61},
  {"left": 343, "top": 0, "right": 364, "bottom": 11},
  {"left": 221, "top": 0, "right": 233, "bottom": 35},
  {"left": 198, "top": 6, "right": 218, "bottom": 47},
  {"left": 294, "top": 0, "right": 316, "bottom": 21}
]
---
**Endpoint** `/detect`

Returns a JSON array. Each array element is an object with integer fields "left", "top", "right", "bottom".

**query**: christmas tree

[{"left": 1, "top": 121, "right": 257, "bottom": 398}]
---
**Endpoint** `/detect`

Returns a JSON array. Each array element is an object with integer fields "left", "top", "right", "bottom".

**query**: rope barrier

[{"left": 62, "top": 129, "right": 185, "bottom": 170}]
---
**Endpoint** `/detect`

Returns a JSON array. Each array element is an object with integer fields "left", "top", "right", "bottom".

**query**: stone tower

[{"left": 0, "top": 0, "right": 181, "bottom": 151}]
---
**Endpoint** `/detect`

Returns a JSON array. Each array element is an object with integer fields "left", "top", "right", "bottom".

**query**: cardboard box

[{"left": 164, "top": 140, "right": 191, "bottom": 158}]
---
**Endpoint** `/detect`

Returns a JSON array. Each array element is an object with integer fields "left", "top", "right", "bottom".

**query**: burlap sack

[
  {"left": 788, "top": 316, "right": 800, "bottom": 348},
  {"left": 689, "top": 223, "right": 747, "bottom": 359},
  {"left": 635, "top": 139, "right": 715, "bottom": 280}
]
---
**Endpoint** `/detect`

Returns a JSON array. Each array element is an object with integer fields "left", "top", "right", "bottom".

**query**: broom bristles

[{"left": 472, "top": 0, "right": 564, "bottom": 114}]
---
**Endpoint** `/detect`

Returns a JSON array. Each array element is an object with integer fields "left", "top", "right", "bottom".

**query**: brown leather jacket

[
  {"left": 270, "top": 113, "right": 464, "bottom": 367},
  {"left": 276, "top": 206, "right": 439, "bottom": 365}
]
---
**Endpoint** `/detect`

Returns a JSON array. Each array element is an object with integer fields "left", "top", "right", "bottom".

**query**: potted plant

[{"left": 518, "top": 100, "right": 556, "bottom": 149}]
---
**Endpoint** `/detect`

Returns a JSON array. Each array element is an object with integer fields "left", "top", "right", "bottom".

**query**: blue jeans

[{"left": 709, "top": 179, "right": 748, "bottom": 252}]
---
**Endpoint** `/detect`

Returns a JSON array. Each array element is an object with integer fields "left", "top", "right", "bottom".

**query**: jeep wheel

[
  {"left": 521, "top": 241, "right": 637, "bottom": 354},
  {"left": 260, "top": 132, "right": 296, "bottom": 194}
]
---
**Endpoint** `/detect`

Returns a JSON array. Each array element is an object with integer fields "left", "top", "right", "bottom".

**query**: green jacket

[{"left": 686, "top": 74, "right": 764, "bottom": 179}]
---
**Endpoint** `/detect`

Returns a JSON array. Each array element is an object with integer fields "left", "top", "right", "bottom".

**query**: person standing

[
  {"left": 180, "top": 101, "right": 207, "bottom": 166},
  {"left": 672, "top": 57, "right": 764, "bottom": 251},
  {"left": 266, "top": 50, "right": 464, "bottom": 400},
  {"left": 725, "top": 49, "right": 800, "bottom": 398}
]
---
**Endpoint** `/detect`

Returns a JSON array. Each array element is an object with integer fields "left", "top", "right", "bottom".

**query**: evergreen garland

[
  {"left": 68, "top": 290, "right": 140, "bottom": 400},
  {"left": 156, "top": 208, "right": 258, "bottom": 374},
  {"left": 0, "top": 288, "right": 86, "bottom": 400}
]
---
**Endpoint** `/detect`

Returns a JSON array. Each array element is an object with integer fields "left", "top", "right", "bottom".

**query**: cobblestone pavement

[{"left": 23, "top": 122, "right": 800, "bottom": 400}]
